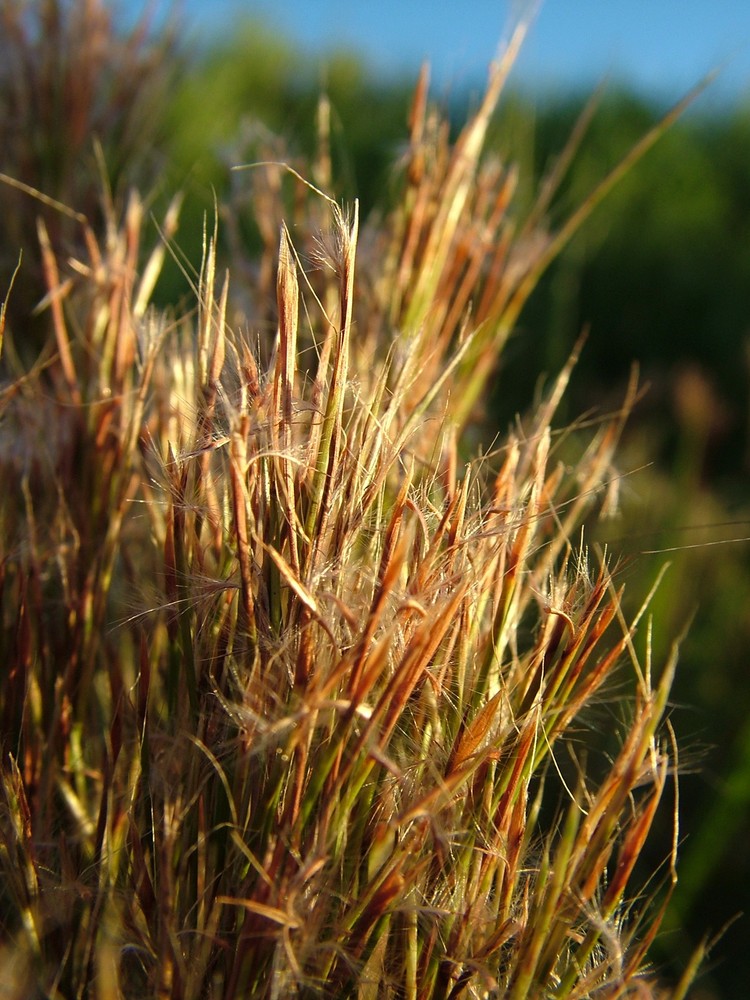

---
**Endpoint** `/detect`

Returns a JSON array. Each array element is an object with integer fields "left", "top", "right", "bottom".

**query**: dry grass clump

[
  {"left": 0, "top": 17, "right": 705, "bottom": 1000},
  {"left": 0, "top": 0, "right": 177, "bottom": 359}
]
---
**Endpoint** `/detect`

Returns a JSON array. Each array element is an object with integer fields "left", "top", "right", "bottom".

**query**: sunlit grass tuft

[{"left": 0, "top": 8, "right": 706, "bottom": 998}]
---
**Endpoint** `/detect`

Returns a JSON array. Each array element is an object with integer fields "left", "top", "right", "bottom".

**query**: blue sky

[{"left": 169, "top": 0, "right": 750, "bottom": 104}]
